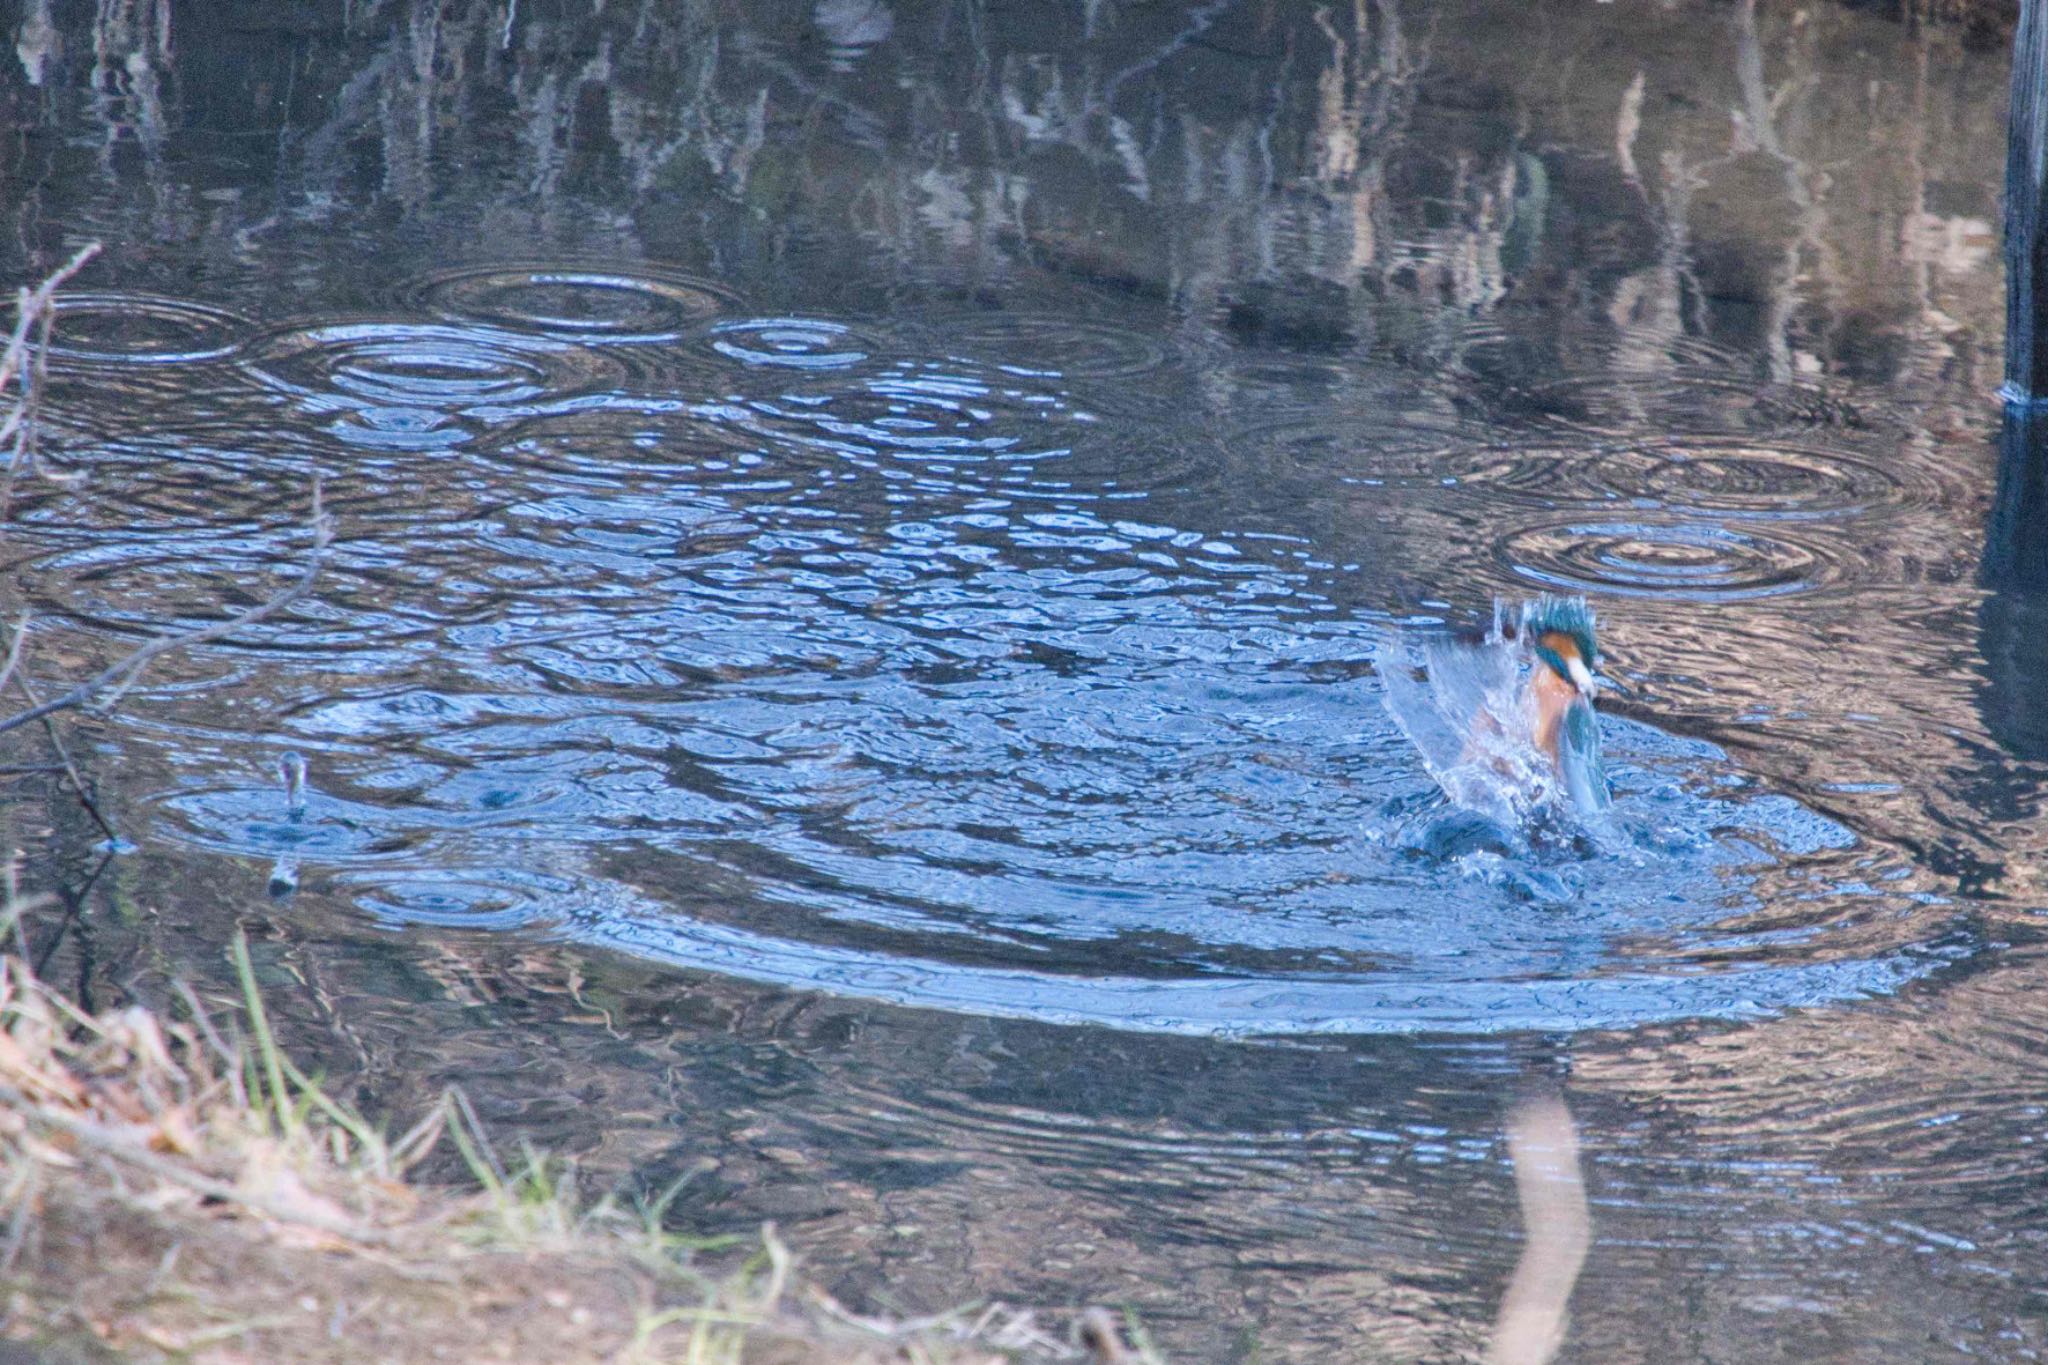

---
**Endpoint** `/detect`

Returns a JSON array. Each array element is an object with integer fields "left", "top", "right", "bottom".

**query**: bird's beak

[{"left": 1565, "top": 655, "right": 1600, "bottom": 699}]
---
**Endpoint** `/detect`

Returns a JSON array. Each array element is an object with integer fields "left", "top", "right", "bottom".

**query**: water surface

[{"left": 3, "top": 0, "right": 2045, "bottom": 1358}]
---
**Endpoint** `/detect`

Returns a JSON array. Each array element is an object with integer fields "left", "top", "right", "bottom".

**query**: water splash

[
  {"left": 1379, "top": 597, "right": 1612, "bottom": 830},
  {"left": 267, "top": 750, "right": 309, "bottom": 896}
]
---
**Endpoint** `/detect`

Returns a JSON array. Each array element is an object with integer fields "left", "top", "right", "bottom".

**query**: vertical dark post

[
  {"left": 1985, "top": 405, "right": 2048, "bottom": 584},
  {"left": 1981, "top": 410, "right": 2048, "bottom": 758},
  {"left": 2009, "top": 0, "right": 2048, "bottom": 399},
  {"left": 1987, "top": 7, "right": 2048, "bottom": 757},
  {"left": 1995, "top": 0, "right": 2048, "bottom": 594}
]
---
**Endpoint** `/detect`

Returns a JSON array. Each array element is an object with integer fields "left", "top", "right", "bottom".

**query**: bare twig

[
  {"left": 12, "top": 674, "right": 120, "bottom": 843},
  {"left": 0, "top": 622, "right": 111, "bottom": 843},
  {"left": 1, "top": 243, "right": 102, "bottom": 493},
  {"left": 1487, "top": 1095, "right": 1592, "bottom": 1365},
  {"left": 0, "top": 480, "right": 331, "bottom": 743},
  {"left": 0, "top": 612, "right": 29, "bottom": 697}
]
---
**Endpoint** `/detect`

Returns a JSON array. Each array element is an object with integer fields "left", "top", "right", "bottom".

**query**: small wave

[
  {"left": 1492, "top": 517, "right": 1851, "bottom": 602},
  {"left": 401, "top": 262, "right": 740, "bottom": 343},
  {"left": 40, "top": 292, "right": 249, "bottom": 366},
  {"left": 932, "top": 310, "right": 1172, "bottom": 379},
  {"left": 238, "top": 320, "right": 626, "bottom": 450}
]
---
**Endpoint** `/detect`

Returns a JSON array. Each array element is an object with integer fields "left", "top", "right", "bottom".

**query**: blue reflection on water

[{"left": 54, "top": 277, "right": 1968, "bottom": 1039}]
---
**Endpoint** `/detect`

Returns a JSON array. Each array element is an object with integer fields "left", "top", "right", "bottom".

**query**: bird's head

[{"left": 1521, "top": 595, "right": 1600, "bottom": 698}]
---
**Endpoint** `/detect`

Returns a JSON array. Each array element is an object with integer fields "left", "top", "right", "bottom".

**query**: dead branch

[
  {"left": 21, "top": 684, "right": 120, "bottom": 843},
  {"left": 1, "top": 243, "right": 103, "bottom": 487}
]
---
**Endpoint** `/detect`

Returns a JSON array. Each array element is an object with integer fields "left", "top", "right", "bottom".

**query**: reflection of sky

[
  {"left": 118, "top": 308, "right": 1969, "bottom": 1036},
  {"left": 6, "top": 215, "right": 1991, "bottom": 1039},
  {"left": 156, "top": 646, "right": 1966, "bottom": 1034}
]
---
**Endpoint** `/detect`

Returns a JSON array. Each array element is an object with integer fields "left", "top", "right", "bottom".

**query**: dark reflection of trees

[{"left": 2, "top": 0, "right": 2006, "bottom": 395}]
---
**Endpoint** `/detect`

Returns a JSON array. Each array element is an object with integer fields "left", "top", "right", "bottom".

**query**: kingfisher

[
  {"left": 1380, "top": 594, "right": 1612, "bottom": 823},
  {"left": 1514, "top": 596, "right": 1603, "bottom": 777}
]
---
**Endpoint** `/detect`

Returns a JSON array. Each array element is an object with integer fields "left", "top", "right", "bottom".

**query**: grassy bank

[{"left": 0, "top": 899, "right": 1148, "bottom": 1364}]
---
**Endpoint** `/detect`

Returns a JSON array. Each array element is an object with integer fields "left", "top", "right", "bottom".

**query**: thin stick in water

[{"left": 1486, "top": 1094, "right": 1592, "bottom": 1365}]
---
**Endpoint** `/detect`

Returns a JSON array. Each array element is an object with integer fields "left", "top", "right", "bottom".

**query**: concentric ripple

[
  {"left": 39, "top": 285, "right": 1957, "bottom": 1047},
  {"left": 255, "top": 644, "right": 1967, "bottom": 1038},
  {"left": 238, "top": 320, "right": 624, "bottom": 449},
  {"left": 1495, "top": 517, "right": 1845, "bottom": 601},
  {"left": 1492, "top": 372, "right": 1859, "bottom": 436},
  {"left": 1232, "top": 410, "right": 1481, "bottom": 488},
  {"left": 481, "top": 405, "right": 775, "bottom": 484},
  {"left": 89, "top": 302, "right": 1957, "bottom": 1043},
  {"left": 932, "top": 310, "right": 1172, "bottom": 378},
  {"left": 707, "top": 317, "right": 881, "bottom": 370},
  {"left": 744, "top": 362, "right": 1082, "bottom": 465},
  {"left": 401, "top": 263, "right": 741, "bottom": 343},
  {"left": 345, "top": 868, "right": 573, "bottom": 929},
  {"left": 156, "top": 778, "right": 414, "bottom": 863},
  {"left": 475, "top": 354, "right": 1100, "bottom": 502},
  {"left": 12, "top": 507, "right": 514, "bottom": 661},
  {"left": 39, "top": 291, "right": 249, "bottom": 366},
  {"left": 3, "top": 424, "right": 327, "bottom": 538},
  {"left": 1449, "top": 438, "right": 1920, "bottom": 520}
]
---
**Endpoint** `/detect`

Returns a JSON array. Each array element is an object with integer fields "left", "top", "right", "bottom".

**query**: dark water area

[{"left": 3, "top": 0, "right": 2047, "bottom": 1357}]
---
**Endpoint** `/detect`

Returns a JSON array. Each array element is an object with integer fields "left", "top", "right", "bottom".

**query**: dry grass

[{"left": 0, "top": 895, "right": 1150, "bottom": 1364}]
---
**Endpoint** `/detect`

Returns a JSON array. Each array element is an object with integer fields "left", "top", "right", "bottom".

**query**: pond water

[{"left": 4, "top": 0, "right": 2047, "bottom": 1357}]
